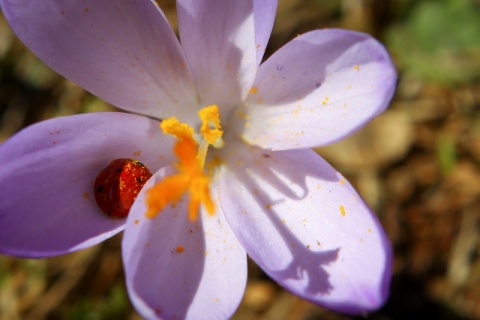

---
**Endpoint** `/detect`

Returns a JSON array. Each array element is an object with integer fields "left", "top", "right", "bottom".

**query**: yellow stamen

[
  {"left": 160, "top": 117, "right": 194, "bottom": 139},
  {"left": 199, "top": 105, "right": 223, "bottom": 147},
  {"left": 146, "top": 106, "right": 224, "bottom": 221}
]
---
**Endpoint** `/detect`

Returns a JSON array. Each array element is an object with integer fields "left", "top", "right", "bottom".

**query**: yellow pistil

[{"left": 146, "top": 106, "right": 223, "bottom": 221}]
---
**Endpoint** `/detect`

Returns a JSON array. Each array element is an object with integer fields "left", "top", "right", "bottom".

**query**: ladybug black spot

[
  {"left": 115, "top": 167, "right": 122, "bottom": 173},
  {"left": 136, "top": 177, "right": 143, "bottom": 183},
  {"left": 96, "top": 185, "right": 104, "bottom": 193}
]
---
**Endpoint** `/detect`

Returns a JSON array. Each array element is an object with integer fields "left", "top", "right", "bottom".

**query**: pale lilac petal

[
  {"left": 0, "top": 0, "right": 198, "bottom": 122},
  {"left": 177, "top": 0, "right": 258, "bottom": 115},
  {"left": 253, "top": 0, "right": 278, "bottom": 64},
  {"left": 123, "top": 168, "right": 247, "bottom": 320},
  {"left": 233, "top": 29, "right": 397, "bottom": 150},
  {"left": 0, "top": 113, "right": 174, "bottom": 258},
  {"left": 219, "top": 147, "right": 392, "bottom": 314}
]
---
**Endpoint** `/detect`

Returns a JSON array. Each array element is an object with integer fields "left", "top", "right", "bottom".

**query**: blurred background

[{"left": 1, "top": 0, "right": 480, "bottom": 319}]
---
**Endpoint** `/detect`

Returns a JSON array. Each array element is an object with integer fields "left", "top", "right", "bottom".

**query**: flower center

[{"left": 145, "top": 105, "right": 224, "bottom": 221}]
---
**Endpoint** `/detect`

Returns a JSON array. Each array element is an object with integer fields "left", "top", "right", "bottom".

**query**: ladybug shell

[{"left": 94, "top": 159, "right": 152, "bottom": 218}]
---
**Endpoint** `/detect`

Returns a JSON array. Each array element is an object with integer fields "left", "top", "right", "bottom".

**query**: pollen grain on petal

[{"left": 339, "top": 205, "right": 346, "bottom": 216}]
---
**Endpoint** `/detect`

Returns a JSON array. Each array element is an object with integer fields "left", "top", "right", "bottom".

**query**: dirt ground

[{"left": 1, "top": 0, "right": 480, "bottom": 319}]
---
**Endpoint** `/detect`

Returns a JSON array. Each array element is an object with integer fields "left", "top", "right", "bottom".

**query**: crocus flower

[{"left": 0, "top": 0, "right": 397, "bottom": 319}]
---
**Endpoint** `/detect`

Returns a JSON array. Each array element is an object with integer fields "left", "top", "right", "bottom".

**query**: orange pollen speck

[
  {"left": 176, "top": 246, "right": 184, "bottom": 253},
  {"left": 146, "top": 106, "right": 223, "bottom": 221}
]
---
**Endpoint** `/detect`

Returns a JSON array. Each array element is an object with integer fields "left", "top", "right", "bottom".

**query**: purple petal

[
  {"left": 177, "top": 0, "right": 259, "bottom": 115},
  {"left": 0, "top": 113, "right": 174, "bottom": 258},
  {"left": 123, "top": 168, "right": 247, "bottom": 320},
  {"left": 234, "top": 29, "right": 397, "bottom": 150},
  {"left": 219, "top": 147, "right": 392, "bottom": 314},
  {"left": 1, "top": 0, "right": 198, "bottom": 122},
  {"left": 253, "top": 0, "right": 278, "bottom": 64}
]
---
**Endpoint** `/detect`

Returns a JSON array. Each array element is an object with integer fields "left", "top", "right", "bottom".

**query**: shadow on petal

[
  {"left": 177, "top": 0, "right": 257, "bottom": 117},
  {"left": 123, "top": 168, "right": 208, "bottom": 319},
  {"left": 222, "top": 147, "right": 342, "bottom": 294},
  {"left": 274, "top": 248, "right": 340, "bottom": 295},
  {"left": 220, "top": 145, "right": 392, "bottom": 312},
  {"left": 236, "top": 168, "right": 340, "bottom": 296}
]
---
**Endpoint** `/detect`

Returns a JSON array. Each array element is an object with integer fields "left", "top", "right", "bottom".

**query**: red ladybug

[{"left": 94, "top": 159, "right": 152, "bottom": 218}]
